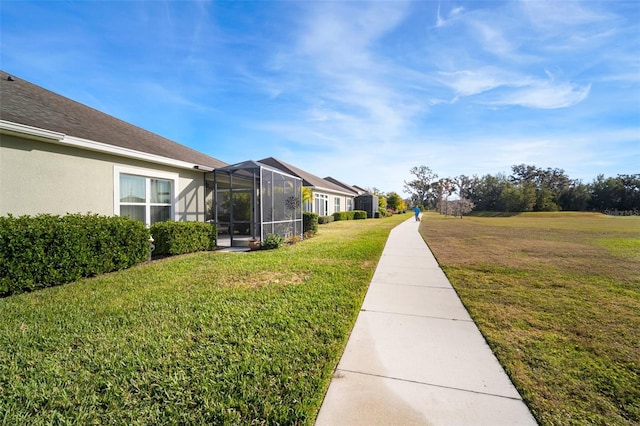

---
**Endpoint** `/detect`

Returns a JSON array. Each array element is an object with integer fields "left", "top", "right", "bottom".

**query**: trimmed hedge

[
  {"left": 333, "top": 211, "right": 351, "bottom": 221},
  {"left": 0, "top": 214, "right": 150, "bottom": 296},
  {"left": 150, "top": 221, "right": 216, "bottom": 256},
  {"left": 318, "top": 215, "right": 334, "bottom": 224},
  {"left": 332, "top": 210, "right": 368, "bottom": 221},
  {"left": 353, "top": 210, "right": 368, "bottom": 220},
  {"left": 303, "top": 212, "right": 318, "bottom": 234}
]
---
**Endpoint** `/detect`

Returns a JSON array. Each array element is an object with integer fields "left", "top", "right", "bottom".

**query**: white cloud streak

[{"left": 487, "top": 81, "right": 592, "bottom": 109}]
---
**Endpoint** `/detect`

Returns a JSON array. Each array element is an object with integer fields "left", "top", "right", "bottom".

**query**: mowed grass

[
  {"left": 0, "top": 214, "right": 410, "bottom": 425},
  {"left": 420, "top": 212, "right": 640, "bottom": 425}
]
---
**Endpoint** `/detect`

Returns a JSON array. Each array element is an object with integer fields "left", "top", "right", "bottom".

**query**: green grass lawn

[
  {"left": 0, "top": 214, "right": 410, "bottom": 425},
  {"left": 420, "top": 212, "right": 640, "bottom": 425}
]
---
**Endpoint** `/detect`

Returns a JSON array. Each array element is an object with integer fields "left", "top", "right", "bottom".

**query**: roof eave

[
  {"left": 0, "top": 119, "right": 212, "bottom": 172},
  {"left": 307, "top": 185, "right": 357, "bottom": 197}
]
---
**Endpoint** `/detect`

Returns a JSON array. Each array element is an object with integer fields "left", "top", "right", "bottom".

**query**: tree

[
  {"left": 499, "top": 183, "right": 525, "bottom": 213},
  {"left": 404, "top": 166, "right": 438, "bottom": 208},
  {"left": 453, "top": 175, "right": 476, "bottom": 200},
  {"left": 559, "top": 180, "right": 591, "bottom": 211},
  {"left": 589, "top": 174, "right": 640, "bottom": 212},
  {"left": 386, "top": 192, "right": 404, "bottom": 212},
  {"left": 302, "top": 187, "right": 313, "bottom": 205},
  {"left": 434, "top": 178, "right": 456, "bottom": 215},
  {"left": 468, "top": 173, "right": 508, "bottom": 211},
  {"left": 509, "top": 164, "right": 570, "bottom": 211}
]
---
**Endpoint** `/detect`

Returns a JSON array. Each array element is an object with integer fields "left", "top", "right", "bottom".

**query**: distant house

[
  {"left": 0, "top": 71, "right": 226, "bottom": 225},
  {"left": 351, "top": 184, "right": 370, "bottom": 195},
  {"left": 324, "top": 176, "right": 364, "bottom": 196},
  {"left": 258, "top": 157, "right": 357, "bottom": 216},
  {"left": 325, "top": 176, "right": 379, "bottom": 218}
]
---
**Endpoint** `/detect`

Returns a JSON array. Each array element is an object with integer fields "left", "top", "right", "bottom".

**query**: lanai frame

[{"left": 209, "top": 161, "right": 303, "bottom": 247}]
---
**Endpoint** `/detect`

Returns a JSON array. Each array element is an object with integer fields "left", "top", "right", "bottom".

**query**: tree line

[{"left": 404, "top": 164, "right": 640, "bottom": 215}]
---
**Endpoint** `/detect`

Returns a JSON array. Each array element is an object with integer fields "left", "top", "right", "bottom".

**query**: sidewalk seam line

[
  {"left": 336, "top": 369, "right": 524, "bottom": 402},
  {"left": 360, "top": 308, "right": 474, "bottom": 322},
  {"left": 370, "top": 282, "right": 454, "bottom": 289}
]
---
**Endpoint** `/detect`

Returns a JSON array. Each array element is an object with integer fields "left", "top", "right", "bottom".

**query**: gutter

[{"left": 1, "top": 120, "right": 211, "bottom": 172}]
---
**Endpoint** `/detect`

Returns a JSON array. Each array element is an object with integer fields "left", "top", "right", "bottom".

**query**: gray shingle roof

[
  {"left": 0, "top": 71, "right": 227, "bottom": 169},
  {"left": 258, "top": 157, "right": 353, "bottom": 195},
  {"left": 324, "top": 176, "right": 361, "bottom": 195}
]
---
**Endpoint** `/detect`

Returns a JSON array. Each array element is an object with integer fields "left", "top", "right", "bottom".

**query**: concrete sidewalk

[{"left": 315, "top": 218, "right": 538, "bottom": 426}]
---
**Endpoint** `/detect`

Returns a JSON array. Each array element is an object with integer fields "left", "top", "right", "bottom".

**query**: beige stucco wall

[{"left": 0, "top": 134, "right": 207, "bottom": 222}]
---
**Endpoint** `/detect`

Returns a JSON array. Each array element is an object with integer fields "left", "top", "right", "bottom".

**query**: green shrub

[
  {"left": 303, "top": 212, "right": 318, "bottom": 234},
  {"left": 0, "top": 214, "right": 150, "bottom": 296},
  {"left": 150, "top": 221, "right": 216, "bottom": 256},
  {"left": 353, "top": 210, "right": 368, "bottom": 220},
  {"left": 333, "top": 211, "right": 352, "bottom": 221},
  {"left": 318, "top": 215, "right": 334, "bottom": 224},
  {"left": 262, "top": 233, "right": 285, "bottom": 250},
  {"left": 332, "top": 210, "right": 368, "bottom": 221}
]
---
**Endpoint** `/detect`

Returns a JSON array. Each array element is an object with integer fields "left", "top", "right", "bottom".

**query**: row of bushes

[
  {"left": 333, "top": 210, "right": 368, "bottom": 221},
  {"left": 0, "top": 214, "right": 150, "bottom": 296},
  {"left": 1, "top": 207, "right": 377, "bottom": 295},
  {"left": 316, "top": 210, "right": 370, "bottom": 224},
  {"left": 150, "top": 221, "right": 216, "bottom": 255}
]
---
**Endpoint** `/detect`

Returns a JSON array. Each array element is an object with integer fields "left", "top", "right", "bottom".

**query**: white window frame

[
  {"left": 303, "top": 200, "right": 313, "bottom": 213},
  {"left": 334, "top": 197, "right": 341, "bottom": 213},
  {"left": 114, "top": 166, "right": 179, "bottom": 226},
  {"left": 347, "top": 198, "right": 353, "bottom": 211},
  {"left": 314, "top": 193, "right": 329, "bottom": 216}
]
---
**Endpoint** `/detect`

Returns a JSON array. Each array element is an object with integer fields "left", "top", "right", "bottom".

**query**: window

[
  {"left": 115, "top": 167, "right": 177, "bottom": 226},
  {"left": 303, "top": 200, "right": 312, "bottom": 212},
  {"left": 314, "top": 194, "right": 328, "bottom": 216},
  {"left": 347, "top": 198, "right": 353, "bottom": 211},
  {"left": 334, "top": 197, "right": 341, "bottom": 213}
]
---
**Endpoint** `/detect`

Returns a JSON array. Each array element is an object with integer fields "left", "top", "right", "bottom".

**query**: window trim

[
  {"left": 114, "top": 166, "right": 179, "bottom": 226},
  {"left": 314, "top": 193, "right": 329, "bottom": 216}
]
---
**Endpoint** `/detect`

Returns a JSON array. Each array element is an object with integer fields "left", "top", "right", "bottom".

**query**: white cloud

[
  {"left": 470, "top": 20, "right": 514, "bottom": 56},
  {"left": 520, "top": 0, "right": 613, "bottom": 31},
  {"left": 487, "top": 81, "right": 591, "bottom": 109},
  {"left": 436, "top": 4, "right": 465, "bottom": 28},
  {"left": 435, "top": 66, "right": 591, "bottom": 109},
  {"left": 437, "top": 68, "right": 529, "bottom": 97}
]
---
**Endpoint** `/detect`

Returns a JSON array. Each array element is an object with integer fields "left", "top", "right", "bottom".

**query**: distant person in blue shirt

[{"left": 414, "top": 206, "right": 421, "bottom": 221}]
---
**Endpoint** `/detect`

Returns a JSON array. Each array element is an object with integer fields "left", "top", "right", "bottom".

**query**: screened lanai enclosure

[{"left": 207, "top": 161, "right": 303, "bottom": 247}]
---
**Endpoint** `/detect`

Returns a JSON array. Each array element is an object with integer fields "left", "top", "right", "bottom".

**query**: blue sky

[{"left": 1, "top": 1, "right": 638, "bottom": 194}]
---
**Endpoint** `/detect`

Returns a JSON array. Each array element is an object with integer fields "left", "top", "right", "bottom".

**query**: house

[
  {"left": 324, "top": 176, "right": 364, "bottom": 196},
  {"left": 258, "top": 157, "right": 357, "bottom": 216},
  {"left": 324, "top": 176, "right": 379, "bottom": 218},
  {"left": 0, "top": 71, "right": 227, "bottom": 225}
]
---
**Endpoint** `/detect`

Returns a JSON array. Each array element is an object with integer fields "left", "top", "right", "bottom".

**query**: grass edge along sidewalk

[
  {"left": 0, "top": 214, "right": 409, "bottom": 425},
  {"left": 420, "top": 211, "right": 640, "bottom": 426}
]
